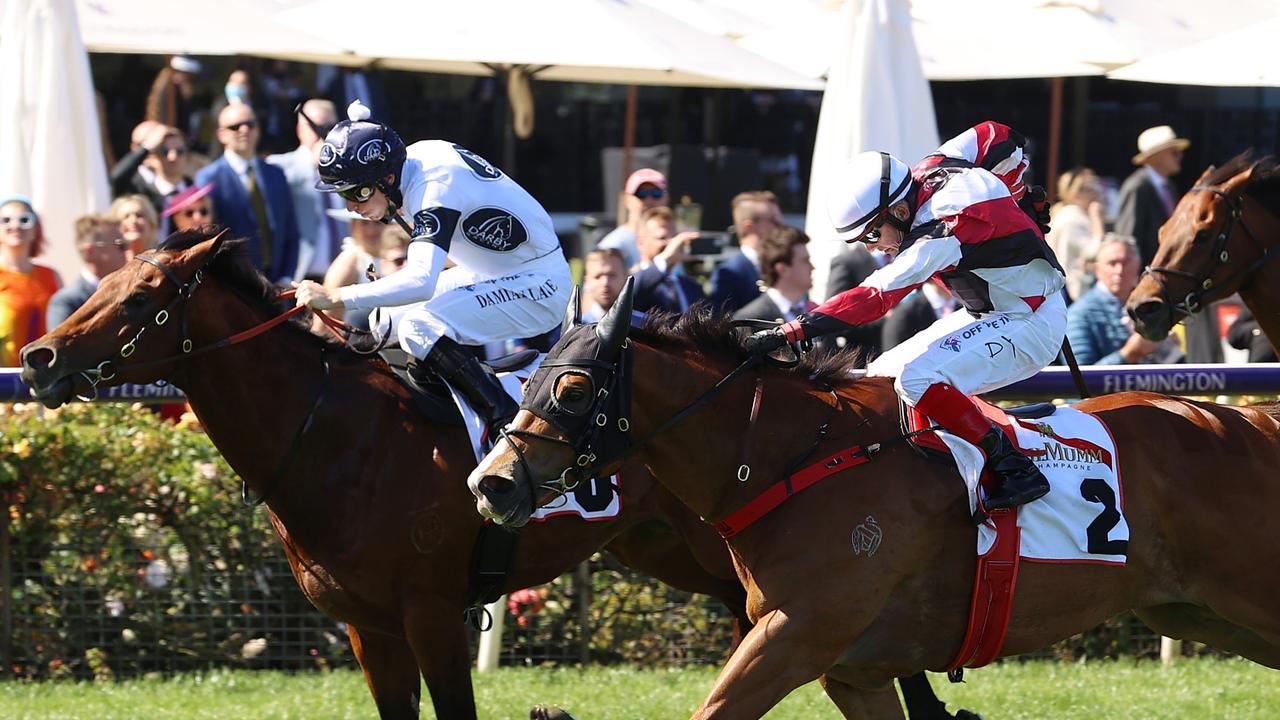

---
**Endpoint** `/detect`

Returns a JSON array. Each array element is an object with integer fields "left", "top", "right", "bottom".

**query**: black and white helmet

[{"left": 314, "top": 100, "right": 407, "bottom": 205}]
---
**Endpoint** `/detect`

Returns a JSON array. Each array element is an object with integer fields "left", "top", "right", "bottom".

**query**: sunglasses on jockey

[{"left": 337, "top": 184, "right": 378, "bottom": 203}]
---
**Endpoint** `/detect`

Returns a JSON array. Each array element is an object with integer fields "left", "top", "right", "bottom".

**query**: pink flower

[{"left": 93, "top": 484, "right": 107, "bottom": 493}]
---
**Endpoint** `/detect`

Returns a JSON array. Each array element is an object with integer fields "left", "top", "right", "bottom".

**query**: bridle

[
  {"left": 498, "top": 326, "right": 766, "bottom": 521},
  {"left": 73, "top": 244, "right": 368, "bottom": 506},
  {"left": 1143, "top": 183, "right": 1280, "bottom": 318}
]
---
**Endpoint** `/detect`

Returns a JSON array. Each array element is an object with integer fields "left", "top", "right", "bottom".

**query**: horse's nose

[
  {"left": 20, "top": 343, "right": 56, "bottom": 372},
  {"left": 478, "top": 474, "right": 517, "bottom": 497},
  {"left": 1129, "top": 298, "right": 1166, "bottom": 326}
]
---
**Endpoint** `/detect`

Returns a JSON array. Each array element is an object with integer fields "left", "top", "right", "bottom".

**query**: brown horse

[
  {"left": 471, "top": 282, "right": 1280, "bottom": 719},
  {"left": 18, "top": 231, "right": 751, "bottom": 719},
  {"left": 1128, "top": 153, "right": 1280, "bottom": 345}
]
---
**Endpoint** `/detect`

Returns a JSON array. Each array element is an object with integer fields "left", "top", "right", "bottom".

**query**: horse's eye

[{"left": 125, "top": 291, "right": 149, "bottom": 307}]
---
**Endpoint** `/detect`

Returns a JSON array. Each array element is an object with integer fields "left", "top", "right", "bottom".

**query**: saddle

[
  {"left": 900, "top": 395, "right": 1055, "bottom": 470},
  {"left": 379, "top": 347, "right": 540, "bottom": 426}
]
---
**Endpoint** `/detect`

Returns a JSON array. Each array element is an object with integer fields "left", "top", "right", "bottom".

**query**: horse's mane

[
  {"left": 1203, "top": 152, "right": 1280, "bottom": 210},
  {"left": 631, "top": 306, "right": 865, "bottom": 388},
  {"left": 157, "top": 228, "right": 360, "bottom": 358}
]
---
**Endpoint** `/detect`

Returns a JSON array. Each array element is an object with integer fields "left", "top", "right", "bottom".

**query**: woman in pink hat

[{"left": 162, "top": 183, "right": 216, "bottom": 233}]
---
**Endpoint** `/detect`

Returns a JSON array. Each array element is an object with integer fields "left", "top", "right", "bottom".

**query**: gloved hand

[
  {"left": 744, "top": 327, "right": 788, "bottom": 356},
  {"left": 1020, "top": 185, "right": 1052, "bottom": 235}
]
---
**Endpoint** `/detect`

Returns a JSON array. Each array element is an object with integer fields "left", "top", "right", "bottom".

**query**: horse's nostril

[
  {"left": 480, "top": 475, "right": 515, "bottom": 496},
  {"left": 1132, "top": 300, "right": 1165, "bottom": 321},
  {"left": 22, "top": 345, "right": 55, "bottom": 370}
]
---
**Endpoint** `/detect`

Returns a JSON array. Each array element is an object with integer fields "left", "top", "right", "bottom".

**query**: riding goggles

[{"left": 337, "top": 184, "right": 377, "bottom": 203}]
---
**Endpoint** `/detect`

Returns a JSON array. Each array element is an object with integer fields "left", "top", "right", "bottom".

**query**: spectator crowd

[{"left": 5, "top": 52, "right": 1272, "bottom": 375}]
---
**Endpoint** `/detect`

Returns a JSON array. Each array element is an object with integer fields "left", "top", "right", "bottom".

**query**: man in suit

[
  {"left": 108, "top": 121, "right": 194, "bottom": 237},
  {"left": 1115, "top": 125, "right": 1189, "bottom": 268},
  {"left": 631, "top": 206, "right": 706, "bottom": 314},
  {"left": 268, "top": 99, "right": 347, "bottom": 281},
  {"left": 47, "top": 215, "right": 127, "bottom": 328},
  {"left": 196, "top": 103, "right": 300, "bottom": 284},
  {"left": 710, "top": 190, "right": 783, "bottom": 313},
  {"left": 581, "top": 248, "right": 628, "bottom": 323},
  {"left": 733, "top": 226, "right": 814, "bottom": 324}
]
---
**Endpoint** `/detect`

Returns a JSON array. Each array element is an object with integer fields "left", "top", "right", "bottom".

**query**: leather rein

[
  {"left": 80, "top": 249, "right": 371, "bottom": 506},
  {"left": 1144, "top": 184, "right": 1280, "bottom": 317}
]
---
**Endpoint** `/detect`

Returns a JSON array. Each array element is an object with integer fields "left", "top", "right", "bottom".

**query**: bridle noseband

[
  {"left": 1144, "top": 184, "right": 1280, "bottom": 318},
  {"left": 499, "top": 328, "right": 765, "bottom": 520}
]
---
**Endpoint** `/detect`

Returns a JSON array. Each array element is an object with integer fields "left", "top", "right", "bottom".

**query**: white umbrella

[
  {"left": 75, "top": 0, "right": 364, "bottom": 65},
  {"left": 723, "top": 0, "right": 1280, "bottom": 81},
  {"left": 804, "top": 0, "right": 939, "bottom": 302},
  {"left": 0, "top": 0, "right": 111, "bottom": 284},
  {"left": 1107, "top": 16, "right": 1280, "bottom": 86},
  {"left": 275, "top": 0, "right": 823, "bottom": 90}
]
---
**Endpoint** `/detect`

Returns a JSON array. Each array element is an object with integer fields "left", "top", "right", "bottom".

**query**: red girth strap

[
  {"left": 946, "top": 509, "right": 1021, "bottom": 672},
  {"left": 713, "top": 443, "right": 876, "bottom": 538}
]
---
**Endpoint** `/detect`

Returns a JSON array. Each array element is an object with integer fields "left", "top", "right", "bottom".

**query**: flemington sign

[
  {"left": 0, "top": 369, "right": 186, "bottom": 404},
  {"left": 1, "top": 364, "right": 1278, "bottom": 405}
]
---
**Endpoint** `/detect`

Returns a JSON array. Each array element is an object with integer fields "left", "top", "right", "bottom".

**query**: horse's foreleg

[
  {"left": 691, "top": 608, "right": 842, "bottom": 719},
  {"left": 347, "top": 624, "right": 424, "bottom": 720},
  {"left": 402, "top": 601, "right": 480, "bottom": 720},
  {"left": 821, "top": 673, "right": 905, "bottom": 720},
  {"left": 897, "top": 672, "right": 979, "bottom": 720}
]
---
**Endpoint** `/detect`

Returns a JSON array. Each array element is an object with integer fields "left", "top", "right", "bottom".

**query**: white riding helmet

[{"left": 826, "top": 151, "right": 913, "bottom": 241}]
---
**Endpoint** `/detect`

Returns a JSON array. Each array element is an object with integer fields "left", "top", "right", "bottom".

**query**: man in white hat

[{"left": 1116, "top": 125, "right": 1190, "bottom": 267}]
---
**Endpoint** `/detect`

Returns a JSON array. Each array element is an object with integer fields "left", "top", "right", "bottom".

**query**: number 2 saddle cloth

[{"left": 905, "top": 397, "right": 1129, "bottom": 565}]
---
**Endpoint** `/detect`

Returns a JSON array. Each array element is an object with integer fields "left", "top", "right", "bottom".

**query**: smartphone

[{"left": 688, "top": 231, "right": 727, "bottom": 256}]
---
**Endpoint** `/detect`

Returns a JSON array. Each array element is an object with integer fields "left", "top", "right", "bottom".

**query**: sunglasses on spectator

[
  {"left": 181, "top": 206, "right": 213, "bottom": 219},
  {"left": 634, "top": 188, "right": 665, "bottom": 200},
  {"left": 221, "top": 120, "right": 257, "bottom": 132},
  {"left": 338, "top": 185, "right": 377, "bottom": 203},
  {"left": 91, "top": 237, "right": 128, "bottom": 249},
  {"left": 0, "top": 213, "right": 36, "bottom": 229},
  {"left": 156, "top": 145, "right": 188, "bottom": 157}
]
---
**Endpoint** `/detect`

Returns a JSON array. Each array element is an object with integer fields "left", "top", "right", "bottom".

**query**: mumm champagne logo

[{"left": 1018, "top": 419, "right": 1113, "bottom": 470}]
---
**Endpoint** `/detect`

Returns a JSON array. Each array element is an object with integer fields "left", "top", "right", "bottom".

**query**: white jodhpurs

[
  {"left": 368, "top": 257, "right": 572, "bottom": 357},
  {"left": 867, "top": 291, "right": 1067, "bottom": 405}
]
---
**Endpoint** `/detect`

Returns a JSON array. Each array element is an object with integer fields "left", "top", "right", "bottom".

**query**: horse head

[
  {"left": 1128, "top": 153, "right": 1280, "bottom": 340},
  {"left": 21, "top": 228, "right": 231, "bottom": 407},
  {"left": 470, "top": 277, "right": 636, "bottom": 526}
]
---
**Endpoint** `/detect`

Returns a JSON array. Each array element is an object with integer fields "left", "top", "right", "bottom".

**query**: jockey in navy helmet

[{"left": 294, "top": 101, "right": 572, "bottom": 444}]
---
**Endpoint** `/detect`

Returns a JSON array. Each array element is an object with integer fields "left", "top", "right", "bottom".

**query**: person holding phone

[{"left": 631, "top": 206, "right": 706, "bottom": 314}]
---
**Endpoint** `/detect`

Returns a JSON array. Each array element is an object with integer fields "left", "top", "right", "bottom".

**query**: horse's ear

[
  {"left": 562, "top": 284, "right": 582, "bottom": 335},
  {"left": 1195, "top": 164, "right": 1217, "bottom": 185},
  {"left": 595, "top": 276, "right": 634, "bottom": 352},
  {"left": 207, "top": 227, "right": 231, "bottom": 257}
]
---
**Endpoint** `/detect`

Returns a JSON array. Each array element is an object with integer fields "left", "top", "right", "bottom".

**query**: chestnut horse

[
  {"left": 1128, "top": 153, "right": 1280, "bottom": 345},
  {"left": 470, "top": 282, "right": 1280, "bottom": 719},
  {"left": 18, "top": 231, "right": 752, "bottom": 719},
  {"left": 19, "top": 231, "right": 970, "bottom": 720}
]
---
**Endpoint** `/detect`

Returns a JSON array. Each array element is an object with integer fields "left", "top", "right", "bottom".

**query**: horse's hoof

[
  {"left": 530, "top": 704, "right": 576, "bottom": 720},
  {"left": 955, "top": 710, "right": 984, "bottom": 720}
]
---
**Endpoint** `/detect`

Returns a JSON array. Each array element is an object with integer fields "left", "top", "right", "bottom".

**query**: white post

[
  {"left": 1160, "top": 636, "right": 1181, "bottom": 664},
  {"left": 476, "top": 595, "right": 507, "bottom": 672}
]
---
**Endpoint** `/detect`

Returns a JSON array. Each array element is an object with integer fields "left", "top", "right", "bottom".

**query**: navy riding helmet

[{"left": 314, "top": 100, "right": 408, "bottom": 208}]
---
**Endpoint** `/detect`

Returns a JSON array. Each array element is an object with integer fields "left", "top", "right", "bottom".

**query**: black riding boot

[
  {"left": 978, "top": 426, "right": 1050, "bottom": 511},
  {"left": 423, "top": 338, "right": 519, "bottom": 443}
]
